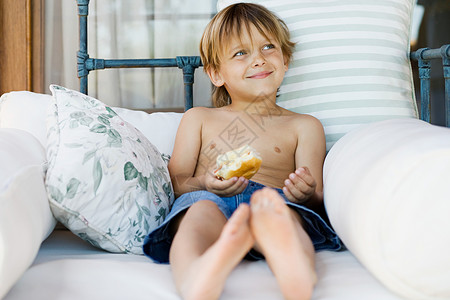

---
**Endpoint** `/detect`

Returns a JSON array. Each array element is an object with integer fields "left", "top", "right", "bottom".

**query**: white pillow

[
  {"left": 0, "top": 91, "right": 52, "bottom": 147},
  {"left": 45, "top": 85, "right": 174, "bottom": 254},
  {"left": 113, "top": 108, "right": 182, "bottom": 158},
  {"left": 0, "top": 129, "right": 57, "bottom": 299},
  {"left": 323, "top": 118, "right": 450, "bottom": 300},
  {"left": 0, "top": 91, "right": 182, "bottom": 157},
  {"left": 217, "top": 0, "right": 418, "bottom": 151}
]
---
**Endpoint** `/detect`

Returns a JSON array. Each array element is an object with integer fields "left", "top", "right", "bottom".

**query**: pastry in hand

[{"left": 214, "top": 145, "right": 262, "bottom": 180}]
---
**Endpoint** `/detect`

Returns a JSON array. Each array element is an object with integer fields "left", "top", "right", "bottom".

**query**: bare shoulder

[
  {"left": 182, "top": 106, "right": 211, "bottom": 119},
  {"left": 280, "top": 108, "right": 323, "bottom": 132},
  {"left": 297, "top": 114, "right": 323, "bottom": 131},
  {"left": 286, "top": 112, "right": 325, "bottom": 143},
  {"left": 179, "top": 106, "right": 214, "bottom": 125}
]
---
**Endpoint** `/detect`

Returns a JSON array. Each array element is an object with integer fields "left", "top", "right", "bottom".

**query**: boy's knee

[
  {"left": 187, "top": 200, "right": 226, "bottom": 219},
  {"left": 190, "top": 199, "right": 220, "bottom": 210}
]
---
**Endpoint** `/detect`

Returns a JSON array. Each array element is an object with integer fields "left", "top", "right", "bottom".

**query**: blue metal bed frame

[{"left": 76, "top": 0, "right": 450, "bottom": 127}]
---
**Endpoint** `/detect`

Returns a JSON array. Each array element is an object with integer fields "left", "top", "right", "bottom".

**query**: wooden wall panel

[
  {"left": 0, "top": 0, "right": 44, "bottom": 95},
  {"left": 32, "top": 0, "right": 44, "bottom": 93}
]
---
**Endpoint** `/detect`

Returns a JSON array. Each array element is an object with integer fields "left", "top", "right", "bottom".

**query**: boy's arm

[
  {"left": 168, "top": 108, "right": 249, "bottom": 198},
  {"left": 168, "top": 108, "right": 206, "bottom": 197},
  {"left": 283, "top": 115, "right": 326, "bottom": 211}
]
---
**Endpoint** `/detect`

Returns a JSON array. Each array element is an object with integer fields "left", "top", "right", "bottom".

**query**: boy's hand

[
  {"left": 205, "top": 170, "right": 248, "bottom": 197},
  {"left": 282, "top": 167, "right": 316, "bottom": 204}
]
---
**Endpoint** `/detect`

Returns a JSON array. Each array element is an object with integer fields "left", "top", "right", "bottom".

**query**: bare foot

[
  {"left": 250, "top": 188, "right": 317, "bottom": 300},
  {"left": 179, "top": 204, "right": 255, "bottom": 300}
]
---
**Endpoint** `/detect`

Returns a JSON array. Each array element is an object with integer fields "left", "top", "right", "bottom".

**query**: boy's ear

[{"left": 207, "top": 68, "right": 225, "bottom": 87}]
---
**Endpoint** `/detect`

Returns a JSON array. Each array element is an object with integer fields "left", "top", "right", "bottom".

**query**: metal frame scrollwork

[
  {"left": 410, "top": 45, "right": 450, "bottom": 126},
  {"left": 76, "top": 0, "right": 202, "bottom": 111}
]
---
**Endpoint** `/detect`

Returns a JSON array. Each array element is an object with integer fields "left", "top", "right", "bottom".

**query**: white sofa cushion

[
  {"left": 0, "top": 91, "right": 51, "bottom": 147},
  {"left": 112, "top": 108, "right": 182, "bottom": 158},
  {"left": 323, "top": 118, "right": 450, "bottom": 300},
  {"left": 0, "top": 91, "right": 183, "bottom": 157},
  {"left": 0, "top": 128, "right": 57, "bottom": 299},
  {"left": 45, "top": 85, "right": 174, "bottom": 254},
  {"left": 217, "top": 0, "right": 418, "bottom": 151}
]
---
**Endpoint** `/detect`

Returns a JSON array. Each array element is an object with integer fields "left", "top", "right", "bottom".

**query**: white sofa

[{"left": 1, "top": 90, "right": 450, "bottom": 300}]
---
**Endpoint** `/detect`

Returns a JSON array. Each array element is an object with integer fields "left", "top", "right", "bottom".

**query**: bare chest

[{"left": 196, "top": 113, "right": 298, "bottom": 187}]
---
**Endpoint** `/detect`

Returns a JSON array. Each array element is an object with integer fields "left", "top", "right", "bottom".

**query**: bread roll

[{"left": 214, "top": 145, "right": 262, "bottom": 180}]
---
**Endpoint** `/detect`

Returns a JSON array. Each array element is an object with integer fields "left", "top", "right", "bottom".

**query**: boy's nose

[{"left": 252, "top": 53, "right": 266, "bottom": 67}]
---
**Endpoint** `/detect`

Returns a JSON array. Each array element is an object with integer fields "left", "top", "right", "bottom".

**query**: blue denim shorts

[{"left": 143, "top": 181, "right": 343, "bottom": 264}]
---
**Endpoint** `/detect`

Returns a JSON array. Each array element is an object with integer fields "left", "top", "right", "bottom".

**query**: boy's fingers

[
  {"left": 282, "top": 186, "right": 295, "bottom": 202},
  {"left": 221, "top": 177, "right": 247, "bottom": 195},
  {"left": 210, "top": 177, "right": 235, "bottom": 191},
  {"left": 285, "top": 178, "right": 313, "bottom": 202},
  {"left": 295, "top": 166, "right": 310, "bottom": 175},
  {"left": 289, "top": 184, "right": 307, "bottom": 200},
  {"left": 294, "top": 170, "right": 315, "bottom": 187},
  {"left": 289, "top": 173, "right": 313, "bottom": 190}
]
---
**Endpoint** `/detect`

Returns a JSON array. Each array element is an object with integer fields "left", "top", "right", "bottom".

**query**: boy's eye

[
  {"left": 263, "top": 44, "right": 275, "bottom": 50},
  {"left": 234, "top": 50, "right": 246, "bottom": 57}
]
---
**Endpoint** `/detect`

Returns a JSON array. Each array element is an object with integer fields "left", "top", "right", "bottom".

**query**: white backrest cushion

[
  {"left": 323, "top": 119, "right": 450, "bottom": 300},
  {"left": 217, "top": 0, "right": 418, "bottom": 151},
  {"left": 0, "top": 128, "right": 47, "bottom": 190},
  {"left": 0, "top": 129, "right": 57, "bottom": 299},
  {"left": 112, "top": 108, "right": 182, "bottom": 157},
  {"left": 0, "top": 91, "right": 183, "bottom": 157},
  {"left": 0, "top": 91, "right": 52, "bottom": 147}
]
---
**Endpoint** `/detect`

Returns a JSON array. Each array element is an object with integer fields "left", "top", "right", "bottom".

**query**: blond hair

[{"left": 199, "top": 3, "right": 295, "bottom": 107}]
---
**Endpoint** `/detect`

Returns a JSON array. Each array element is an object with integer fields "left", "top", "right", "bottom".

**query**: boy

[{"left": 143, "top": 3, "right": 342, "bottom": 300}]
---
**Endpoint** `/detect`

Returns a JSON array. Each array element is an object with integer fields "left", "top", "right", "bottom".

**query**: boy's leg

[
  {"left": 250, "top": 188, "right": 317, "bottom": 300},
  {"left": 169, "top": 200, "right": 254, "bottom": 300}
]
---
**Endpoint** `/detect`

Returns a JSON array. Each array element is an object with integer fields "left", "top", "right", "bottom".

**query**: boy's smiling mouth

[{"left": 247, "top": 71, "right": 273, "bottom": 79}]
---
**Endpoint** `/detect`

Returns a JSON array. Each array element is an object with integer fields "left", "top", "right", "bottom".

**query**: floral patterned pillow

[{"left": 45, "top": 85, "right": 174, "bottom": 254}]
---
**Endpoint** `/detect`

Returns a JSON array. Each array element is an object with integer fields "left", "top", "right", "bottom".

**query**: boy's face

[{"left": 208, "top": 24, "right": 288, "bottom": 103}]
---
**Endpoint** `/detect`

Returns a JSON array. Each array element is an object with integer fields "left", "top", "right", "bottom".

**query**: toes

[
  {"left": 251, "top": 188, "right": 286, "bottom": 213},
  {"left": 250, "top": 188, "right": 271, "bottom": 208},
  {"left": 230, "top": 203, "right": 250, "bottom": 223},
  {"left": 223, "top": 203, "right": 251, "bottom": 237}
]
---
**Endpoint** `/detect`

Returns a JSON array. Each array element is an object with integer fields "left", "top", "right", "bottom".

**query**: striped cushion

[{"left": 217, "top": 0, "right": 418, "bottom": 151}]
